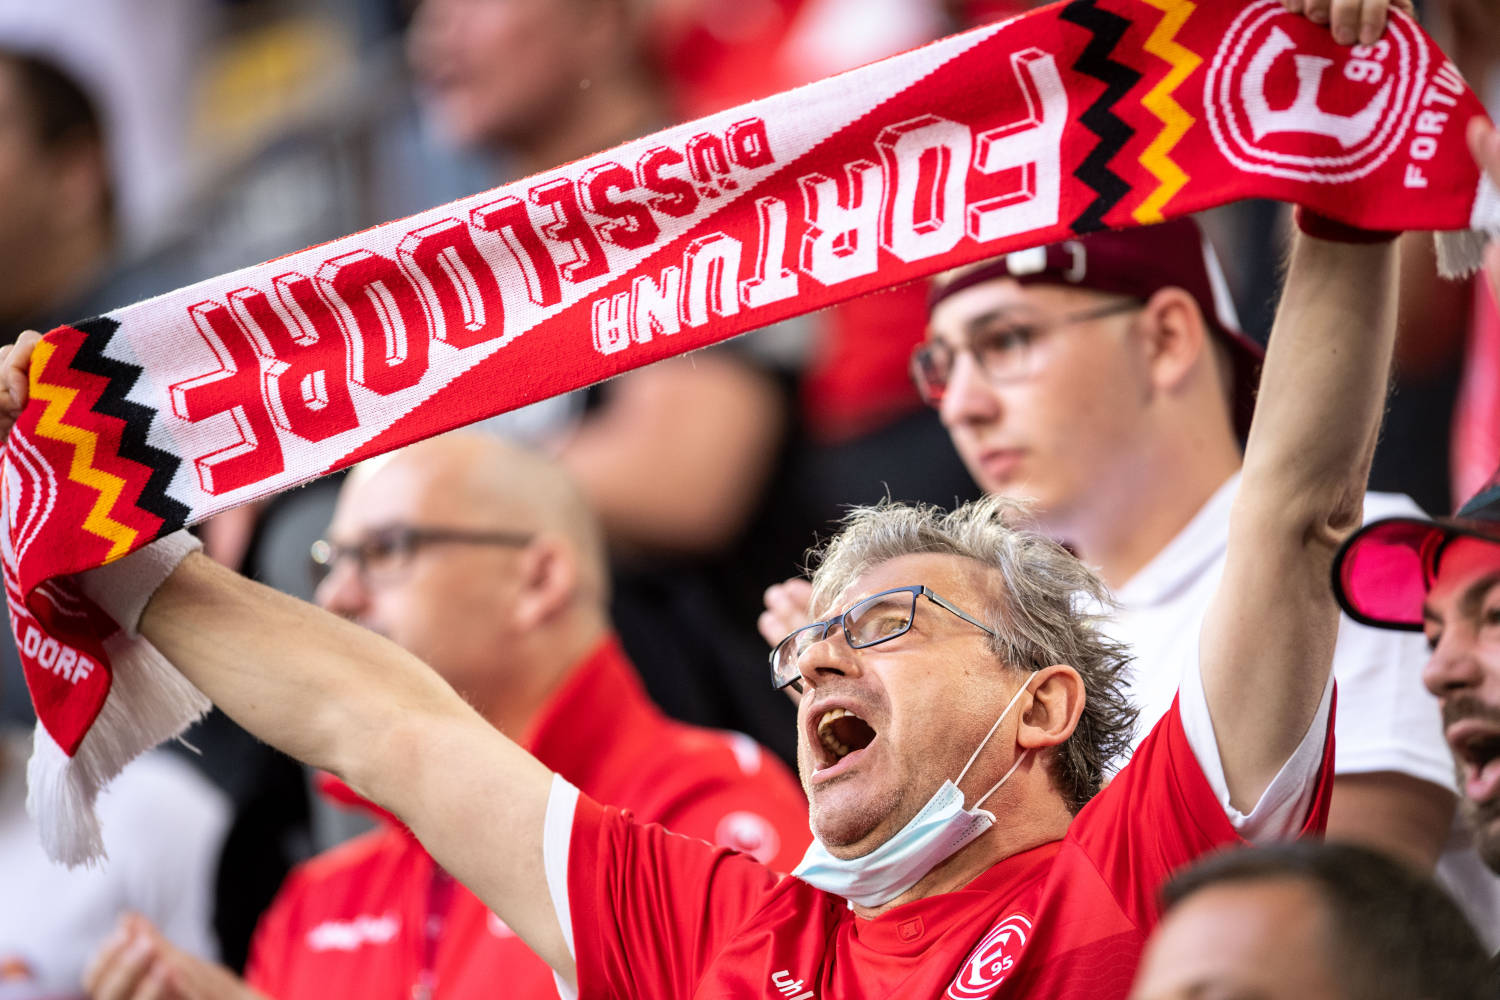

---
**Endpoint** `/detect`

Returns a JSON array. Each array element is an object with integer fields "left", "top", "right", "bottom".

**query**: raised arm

[
  {"left": 139, "top": 554, "right": 575, "bottom": 984},
  {"left": 1200, "top": 232, "right": 1397, "bottom": 811},
  {"left": 0, "top": 332, "right": 575, "bottom": 987}
]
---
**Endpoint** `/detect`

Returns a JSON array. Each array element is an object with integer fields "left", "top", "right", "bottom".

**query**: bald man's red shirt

[{"left": 243, "top": 637, "right": 809, "bottom": 1000}]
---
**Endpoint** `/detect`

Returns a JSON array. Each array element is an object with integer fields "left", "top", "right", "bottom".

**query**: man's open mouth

[
  {"left": 817, "top": 707, "right": 877, "bottom": 762},
  {"left": 1450, "top": 721, "right": 1500, "bottom": 804}
]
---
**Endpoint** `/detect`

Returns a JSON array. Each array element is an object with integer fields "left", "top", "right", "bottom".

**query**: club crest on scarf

[
  {"left": 4, "top": 0, "right": 1496, "bottom": 864},
  {"left": 1207, "top": 0, "right": 1461, "bottom": 186}
]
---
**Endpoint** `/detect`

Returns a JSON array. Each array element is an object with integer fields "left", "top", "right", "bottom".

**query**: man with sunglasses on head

[{"left": 81, "top": 433, "right": 809, "bottom": 1000}]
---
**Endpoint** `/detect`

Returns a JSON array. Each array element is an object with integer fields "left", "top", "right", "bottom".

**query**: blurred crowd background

[{"left": 0, "top": 0, "right": 1496, "bottom": 983}]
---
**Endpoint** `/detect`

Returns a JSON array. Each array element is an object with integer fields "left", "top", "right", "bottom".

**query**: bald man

[{"left": 85, "top": 434, "right": 810, "bottom": 1000}]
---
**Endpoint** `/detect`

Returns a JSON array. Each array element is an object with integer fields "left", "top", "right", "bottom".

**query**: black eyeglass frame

[
  {"left": 910, "top": 299, "right": 1142, "bottom": 407},
  {"left": 768, "top": 584, "right": 998, "bottom": 691},
  {"left": 309, "top": 525, "right": 535, "bottom": 587}
]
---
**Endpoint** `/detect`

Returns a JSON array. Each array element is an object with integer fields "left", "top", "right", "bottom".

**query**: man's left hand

[{"left": 1279, "top": 0, "right": 1414, "bottom": 45}]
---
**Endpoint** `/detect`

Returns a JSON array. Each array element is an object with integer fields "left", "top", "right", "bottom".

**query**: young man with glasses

[{"left": 81, "top": 433, "right": 809, "bottom": 1000}]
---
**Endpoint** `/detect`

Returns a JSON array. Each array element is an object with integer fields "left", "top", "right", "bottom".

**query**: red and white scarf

[{"left": 7, "top": 0, "right": 1497, "bottom": 863}]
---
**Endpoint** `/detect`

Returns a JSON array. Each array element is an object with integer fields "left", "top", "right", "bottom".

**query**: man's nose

[
  {"left": 314, "top": 558, "right": 368, "bottom": 619},
  {"left": 1423, "top": 624, "right": 1485, "bottom": 698},
  {"left": 797, "top": 626, "right": 863, "bottom": 690},
  {"left": 937, "top": 350, "right": 1001, "bottom": 429}
]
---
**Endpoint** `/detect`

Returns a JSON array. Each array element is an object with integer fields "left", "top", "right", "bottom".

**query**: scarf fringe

[
  {"left": 26, "top": 630, "right": 210, "bottom": 866},
  {"left": 1435, "top": 230, "right": 1496, "bottom": 279}
]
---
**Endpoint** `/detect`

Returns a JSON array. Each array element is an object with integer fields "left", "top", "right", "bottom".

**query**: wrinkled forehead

[
  {"left": 329, "top": 452, "right": 466, "bottom": 537},
  {"left": 818, "top": 552, "right": 999, "bottom": 618}
]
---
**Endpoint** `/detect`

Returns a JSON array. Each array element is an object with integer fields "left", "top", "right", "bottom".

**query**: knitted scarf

[{"left": 7, "top": 0, "right": 1497, "bottom": 863}]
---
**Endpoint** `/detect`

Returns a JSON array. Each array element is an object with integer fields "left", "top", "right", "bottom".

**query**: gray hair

[{"left": 807, "top": 494, "right": 1137, "bottom": 813}]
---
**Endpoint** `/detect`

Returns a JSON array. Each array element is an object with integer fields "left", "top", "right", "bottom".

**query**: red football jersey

[
  {"left": 562, "top": 695, "right": 1335, "bottom": 1000},
  {"left": 244, "top": 637, "right": 810, "bottom": 1000}
]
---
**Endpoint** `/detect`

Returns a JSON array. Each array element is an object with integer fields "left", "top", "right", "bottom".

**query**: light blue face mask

[{"left": 793, "top": 679, "right": 1034, "bottom": 907}]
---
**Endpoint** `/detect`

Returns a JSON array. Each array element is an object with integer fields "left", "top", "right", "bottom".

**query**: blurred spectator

[
  {"left": 1130, "top": 842, "right": 1493, "bottom": 999},
  {"left": 649, "top": 0, "right": 943, "bottom": 120},
  {"left": 157, "top": 0, "right": 973, "bottom": 772},
  {"left": 0, "top": 0, "right": 205, "bottom": 265},
  {"left": 0, "top": 51, "right": 111, "bottom": 338},
  {"left": 650, "top": 0, "right": 984, "bottom": 633},
  {"left": 0, "top": 0, "right": 208, "bottom": 335},
  {"left": 1431, "top": 0, "right": 1500, "bottom": 507},
  {"left": 1, "top": 684, "right": 229, "bottom": 998},
  {"left": 396, "top": 0, "right": 804, "bottom": 763},
  {"left": 83, "top": 434, "right": 810, "bottom": 1000},
  {"left": 0, "top": 0, "right": 317, "bottom": 973}
]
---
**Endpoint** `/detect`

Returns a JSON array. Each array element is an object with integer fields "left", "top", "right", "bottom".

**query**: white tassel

[
  {"left": 1444, "top": 174, "right": 1500, "bottom": 278},
  {"left": 26, "top": 630, "right": 210, "bottom": 867},
  {"left": 1434, "top": 230, "right": 1493, "bottom": 279}
]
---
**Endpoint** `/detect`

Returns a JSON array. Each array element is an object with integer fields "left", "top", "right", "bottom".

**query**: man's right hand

[
  {"left": 0, "top": 329, "right": 40, "bottom": 443},
  {"left": 1278, "top": 0, "right": 1413, "bottom": 44},
  {"left": 758, "top": 577, "right": 813, "bottom": 650},
  {"left": 760, "top": 577, "right": 813, "bottom": 703},
  {"left": 84, "top": 914, "right": 268, "bottom": 1000}
]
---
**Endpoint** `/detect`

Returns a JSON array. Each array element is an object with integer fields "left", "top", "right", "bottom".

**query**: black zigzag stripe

[
  {"left": 69, "top": 316, "right": 191, "bottom": 536},
  {"left": 1059, "top": 0, "right": 1141, "bottom": 233}
]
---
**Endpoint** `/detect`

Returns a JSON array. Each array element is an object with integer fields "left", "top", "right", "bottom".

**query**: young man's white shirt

[{"left": 1107, "top": 472, "right": 1498, "bottom": 944}]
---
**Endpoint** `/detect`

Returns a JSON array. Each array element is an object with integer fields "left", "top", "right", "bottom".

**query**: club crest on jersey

[
  {"left": 716, "top": 810, "right": 782, "bottom": 865},
  {"left": 1204, "top": 0, "right": 1442, "bottom": 183},
  {"left": 946, "top": 913, "right": 1032, "bottom": 999}
]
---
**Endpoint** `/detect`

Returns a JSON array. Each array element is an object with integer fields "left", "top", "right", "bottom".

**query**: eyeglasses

[
  {"left": 910, "top": 299, "right": 1141, "bottom": 406},
  {"left": 309, "top": 524, "right": 534, "bottom": 588},
  {"left": 769, "top": 584, "right": 997, "bottom": 691}
]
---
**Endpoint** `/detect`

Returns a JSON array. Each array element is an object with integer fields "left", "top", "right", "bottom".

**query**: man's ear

[
  {"left": 511, "top": 534, "right": 578, "bottom": 630},
  {"left": 1137, "top": 286, "right": 1211, "bottom": 394},
  {"left": 1016, "top": 664, "right": 1087, "bottom": 750}
]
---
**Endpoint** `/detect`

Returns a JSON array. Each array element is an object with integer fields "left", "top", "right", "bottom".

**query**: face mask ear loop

[
  {"left": 955, "top": 677, "right": 1034, "bottom": 795},
  {"left": 971, "top": 748, "right": 1033, "bottom": 813}
]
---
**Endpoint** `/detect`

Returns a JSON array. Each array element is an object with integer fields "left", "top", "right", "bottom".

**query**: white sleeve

[
  {"left": 1327, "top": 618, "right": 1454, "bottom": 789},
  {"left": 543, "top": 774, "right": 581, "bottom": 1000},
  {"left": 1178, "top": 656, "right": 1333, "bottom": 843}
]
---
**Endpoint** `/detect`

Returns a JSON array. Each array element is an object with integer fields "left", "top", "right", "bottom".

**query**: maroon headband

[{"left": 928, "top": 217, "right": 1263, "bottom": 435}]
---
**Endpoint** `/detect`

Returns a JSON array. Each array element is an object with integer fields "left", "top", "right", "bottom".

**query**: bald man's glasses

[{"left": 310, "top": 525, "right": 534, "bottom": 588}]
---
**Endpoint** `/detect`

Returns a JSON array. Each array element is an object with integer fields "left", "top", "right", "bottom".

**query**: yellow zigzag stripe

[
  {"left": 28, "top": 338, "right": 139, "bottom": 563},
  {"left": 1133, "top": 0, "right": 1201, "bottom": 225}
]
